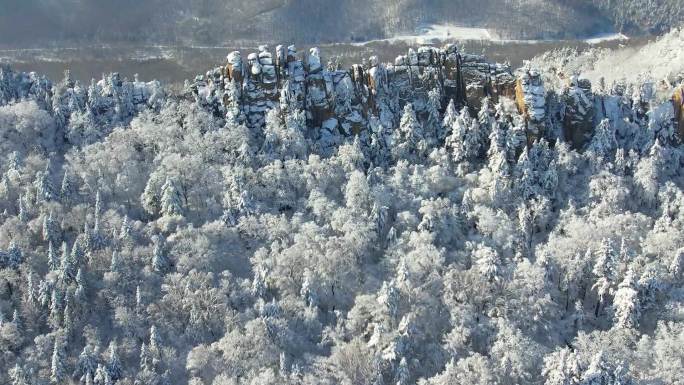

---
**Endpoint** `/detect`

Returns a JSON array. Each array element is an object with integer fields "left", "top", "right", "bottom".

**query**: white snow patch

[
  {"left": 353, "top": 24, "right": 495, "bottom": 46},
  {"left": 353, "top": 25, "right": 634, "bottom": 46},
  {"left": 412, "top": 24, "right": 494, "bottom": 41},
  {"left": 582, "top": 29, "right": 684, "bottom": 85},
  {"left": 533, "top": 28, "right": 684, "bottom": 90},
  {"left": 584, "top": 33, "right": 629, "bottom": 44}
]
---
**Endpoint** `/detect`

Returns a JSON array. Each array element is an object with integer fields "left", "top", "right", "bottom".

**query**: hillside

[
  {"left": 1, "top": 35, "right": 684, "bottom": 384},
  {"left": 0, "top": 0, "right": 681, "bottom": 48}
]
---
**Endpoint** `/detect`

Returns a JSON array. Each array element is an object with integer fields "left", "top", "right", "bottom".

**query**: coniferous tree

[
  {"left": 17, "top": 194, "right": 28, "bottom": 222},
  {"left": 109, "top": 251, "right": 122, "bottom": 274},
  {"left": 38, "top": 279, "right": 51, "bottom": 308},
  {"left": 151, "top": 238, "right": 169, "bottom": 274},
  {"left": 43, "top": 211, "right": 59, "bottom": 243},
  {"left": 425, "top": 88, "right": 442, "bottom": 144},
  {"left": 10, "top": 364, "right": 30, "bottom": 385},
  {"left": 300, "top": 269, "right": 318, "bottom": 308},
  {"left": 393, "top": 103, "right": 425, "bottom": 162},
  {"left": 25, "top": 272, "right": 38, "bottom": 306},
  {"left": 74, "top": 345, "right": 98, "bottom": 380},
  {"left": 34, "top": 164, "right": 55, "bottom": 202},
  {"left": 612, "top": 269, "right": 640, "bottom": 329},
  {"left": 106, "top": 340, "right": 123, "bottom": 381},
  {"left": 75, "top": 268, "right": 87, "bottom": 303},
  {"left": 142, "top": 175, "right": 162, "bottom": 216},
  {"left": 60, "top": 242, "right": 79, "bottom": 283},
  {"left": 48, "top": 289, "right": 63, "bottom": 330},
  {"left": 11, "top": 309, "right": 22, "bottom": 335},
  {"left": 119, "top": 215, "right": 132, "bottom": 241},
  {"left": 395, "top": 357, "right": 410, "bottom": 385},
  {"left": 63, "top": 298, "right": 75, "bottom": 337},
  {"left": 7, "top": 241, "right": 22, "bottom": 268},
  {"left": 136, "top": 285, "right": 143, "bottom": 313},
  {"left": 160, "top": 178, "right": 183, "bottom": 217},
  {"left": 60, "top": 170, "right": 76, "bottom": 204},
  {"left": 592, "top": 239, "right": 617, "bottom": 317},
  {"left": 139, "top": 342, "right": 153, "bottom": 373},
  {"left": 51, "top": 337, "right": 67, "bottom": 384},
  {"left": 149, "top": 325, "right": 163, "bottom": 369}
]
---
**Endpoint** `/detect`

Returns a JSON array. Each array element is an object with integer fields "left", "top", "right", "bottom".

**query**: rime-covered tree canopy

[{"left": 0, "top": 35, "right": 683, "bottom": 385}]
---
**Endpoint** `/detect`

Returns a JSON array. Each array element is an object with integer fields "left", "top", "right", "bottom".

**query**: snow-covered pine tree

[
  {"left": 6, "top": 241, "right": 22, "bottom": 268},
  {"left": 74, "top": 345, "right": 98, "bottom": 380},
  {"left": 160, "top": 178, "right": 184, "bottom": 217},
  {"left": 612, "top": 269, "right": 640, "bottom": 329},
  {"left": 60, "top": 242, "right": 79, "bottom": 282},
  {"left": 149, "top": 325, "right": 163, "bottom": 368},
  {"left": 142, "top": 174, "right": 162, "bottom": 216},
  {"left": 51, "top": 337, "right": 67, "bottom": 384},
  {"left": 109, "top": 251, "right": 122, "bottom": 274},
  {"left": 152, "top": 237, "right": 169, "bottom": 274},
  {"left": 377, "top": 280, "right": 400, "bottom": 322},
  {"left": 60, "top": 170, "right": 76, "bottom": 204},
  {"left": 106, "top": 340, "right": 123, "bottom": 381},
  {"left": 34, "top": 163, "right": 55, "bottom": 202},
  {"left": 425, "top": 88, "right": 442, "bottom": 144},
  {"left": 43, "top": 211, "right": 59, "bottom": 243},
  {"left": 541, "top": 347, "right": 581, "bottom": 385},
  {"left": 592, "top": 238, "right": 618, "bottom": 317},
  {"left": 393, "top": 103, "right": 425, "bottom": 162},
  {"left": 10, "top": 364, "right": 30, "bottom": 385},
  {"left": 395, "top": 356, "right": 410, "bottom": 385},
  {"left": 300, "top": 268, "right": 318, "bottom": 308}
]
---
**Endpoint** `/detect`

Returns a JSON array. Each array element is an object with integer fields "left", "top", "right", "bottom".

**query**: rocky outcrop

[
  {"left": 515, "top": 66, "right": 546, "bottom": 144},
  {"left": 561, "top": 76, "right": 595, "bottom": 148},
  {"left": 461, "top": 53, "right": 516, "bottom": 111},
  {"left": 192, "top": 44, "right": 514, "bottom": 140},
  {"left": 673, "top": 86, "right": 684, "bottom": 139}
]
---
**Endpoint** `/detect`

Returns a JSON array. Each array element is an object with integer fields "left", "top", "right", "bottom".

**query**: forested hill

[
  {"left": 0, "top": 0, "right": 682, "bottom": 48},
  {"left": 0, "top": 37, "right": 684, "bottom": 385}
]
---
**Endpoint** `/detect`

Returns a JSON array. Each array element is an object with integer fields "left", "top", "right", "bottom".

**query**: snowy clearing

[
  {"left": 354, "top": 24, "right": 495, "bottom": 45},
  {"left": 355, "top": 24, "right": 631, "bottom": 46},
  {"left": 584, "top": 32, "right": 629, "bottom": 44}
]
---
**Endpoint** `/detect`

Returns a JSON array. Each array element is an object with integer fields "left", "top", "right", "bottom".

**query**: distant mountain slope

[
  {"left": 0, "top": 0, "right": 680, "bottom": 48},
  {"left": 591, "top": 0, "right": 684, "bottom": 35}
]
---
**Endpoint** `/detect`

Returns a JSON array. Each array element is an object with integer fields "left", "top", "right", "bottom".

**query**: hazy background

[
  {"left": 0, "top": 0, "right": 678, "bottom": 85},
  {"left": 1, "top": 0, "right": 681, "bottom": 47}
]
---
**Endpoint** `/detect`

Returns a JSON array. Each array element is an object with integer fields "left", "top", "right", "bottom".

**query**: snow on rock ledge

[{"left": 191, "top": 44, "right": 517, "bottom": 142}]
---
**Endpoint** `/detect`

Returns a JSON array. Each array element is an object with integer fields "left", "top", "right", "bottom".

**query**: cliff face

[
  {"left": 674, "top": 86, "right": 684, "bottom": 140},
  {"left": 3, "top": 43, "right": 682, "bottom": 153},
  {"left": 192, "top": 44, "right": 516, "bottom": 141},
  {"left": 190, "top": 43, "right": 684, "bottom": 151},
  {"left": 561, "top": 76, "right": 595, "bottom": 149},
  {"left": 515, "top": 67, "right": 547, "bottom": 145}
]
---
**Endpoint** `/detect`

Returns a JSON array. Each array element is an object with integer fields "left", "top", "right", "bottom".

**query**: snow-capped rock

[
  {"left": 561, "top": 76, "right": 595, "bottom": 148},
  {"left": 516, "top": 65, "right": 547, "bottom": 142}
]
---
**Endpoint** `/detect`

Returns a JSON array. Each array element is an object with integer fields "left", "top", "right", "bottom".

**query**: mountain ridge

[{"left": 0, "top": 0, "right": 680, "bottom": 48}]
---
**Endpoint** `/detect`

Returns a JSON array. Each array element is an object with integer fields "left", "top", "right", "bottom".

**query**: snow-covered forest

[{"left": 0, "top": 32, "right": 683, "bottom": 385}]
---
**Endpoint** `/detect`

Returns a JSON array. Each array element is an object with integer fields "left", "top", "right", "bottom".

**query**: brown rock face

[
  {"left": 515, "top": 67, "right": 547, "bottom": 144},
  {"left": 674, "top": 86, "right": 684, "bottom": 139},
  {"left": 461, "top": 53, "right": 515, "bottom": 111},
  {"left": 193, "top": 44, "right": 514, "bottom": 136},
  {"left": 561, "top": 77, "right": 595, "bottom": 149}
]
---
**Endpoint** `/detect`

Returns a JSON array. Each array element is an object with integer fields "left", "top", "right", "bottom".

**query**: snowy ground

[
  {"left": 583, "top": 29, "right": 683, "bottom": 84},
  {"left": 533, "top": 28, "right": 683, "bottom": 88},
  {"left": 354, "top": 23, "right": 630, "bottom": 45},
  {"left": 584, "top": 32, "right": 629, "bottom": 44},
  {"left": 353, "top": 24, "right": 496, "bottom": 45}
]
